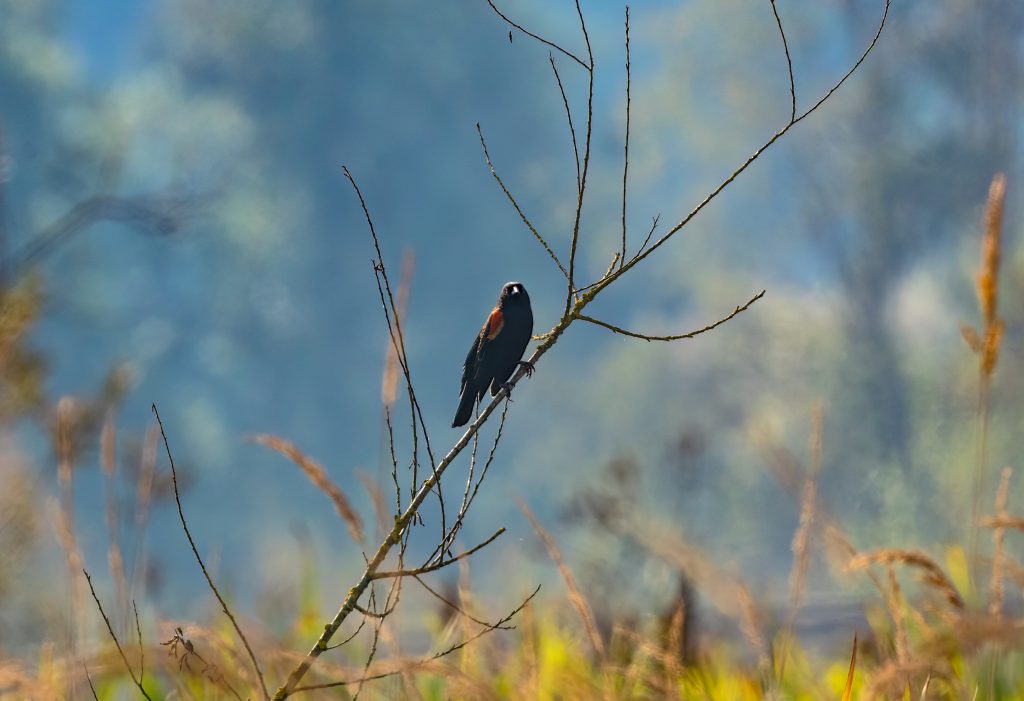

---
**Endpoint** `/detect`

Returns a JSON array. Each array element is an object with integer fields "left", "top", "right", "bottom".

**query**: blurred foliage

[{"left": 0, "top": 273, "right": 45, "bottom": 421}]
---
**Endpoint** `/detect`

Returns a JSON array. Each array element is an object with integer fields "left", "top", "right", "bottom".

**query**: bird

[{"left": 452, "top": 281, "right": 534, "bottom": 428}]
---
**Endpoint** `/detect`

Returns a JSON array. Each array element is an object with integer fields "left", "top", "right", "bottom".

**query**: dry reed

[
  {"left": 847, "top": 549, "right": 964, "bottom": 610},
  {"left": 381, "top": 248, "right": 414, "bottom": 409},
  {"left": 250, "top": 434, "right": 364, "bottom": 543},
  {"left": 989, "top": 467, "right": 1012, "bottom": 618},
  {"left": 517, "top": 499, "right": 606, "bottom": 661}
]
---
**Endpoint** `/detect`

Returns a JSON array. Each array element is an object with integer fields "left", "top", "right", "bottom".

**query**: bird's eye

[{"left": 510, "top": 285, "right": 520, "bottom": 295}]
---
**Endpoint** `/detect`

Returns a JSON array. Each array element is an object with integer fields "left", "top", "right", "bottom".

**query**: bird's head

[{"left": 499, "top": 281, "right": 529, "bottom": 308}]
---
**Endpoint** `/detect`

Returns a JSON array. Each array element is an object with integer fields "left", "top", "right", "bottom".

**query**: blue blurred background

[{"left": 1, "top": 0, "right": 1022, "bottom": 646}]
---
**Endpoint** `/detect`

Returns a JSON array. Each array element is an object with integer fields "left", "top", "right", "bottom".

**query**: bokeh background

[{"left": 1, "top": 0, "right": 1023, "bottom": 684}]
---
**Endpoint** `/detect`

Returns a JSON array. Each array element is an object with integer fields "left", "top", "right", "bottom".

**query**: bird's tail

[{"left": 452, "top": 386, "right": 476, "bottom": 428}]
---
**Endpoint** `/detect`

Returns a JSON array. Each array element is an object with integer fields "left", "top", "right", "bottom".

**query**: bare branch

[
  {"left": 290, "top": 585, "right": 540, "bottom": 696},
  {"left": 151, "top": 404, "right": 269, "bottom": 701},
  {"left": 83, "top": 568, "right": 153, "bottom": 701},
  {"left": 133, "top": 600, "right": 145, "bottom": 683},
  {"left": 485, "top": 0, "right": 588, "bottom": 69},
  {"left": 83, "top": 664, "right": 100, "bottom": 701},
  {"left": 793, "top": 0, "right": 890, "bottom": 125},
  {"left": 476, "top": 124, "right": 568, "bottom": 279},
  {"left": 603, "top": 0, "right": 890, "bottom": 286},
  {"left": 769, "top": 0, "right": 796, "bottom": 122},
  {"left": 274, "top": 1, "right": 889, "bottom": 691},
  {"left": 565, "top": 0, "right": 595, "bottom": 315},
  {"left": 344, "top": 167, "right": 437, "bottom": 473},
  {"left": 9, "top": 194, "right": 192, "bottom": 275},
  {"left": 633, "top": 214, "right": 659, "bottom": 262},
  {"left": 384, "top": 407, "right": 401, "bottom": 517},
  {"left": 549, "top": 54, "right": 581, "bottom": 193},
  {"left": 325, "top": 617, "right": 368, "bottom": 650},
  {"left": 621, "top": 5, "right": 632, "bottom": 266},
  {"left": 370, "top": 528, "right": 506, "bottom": 580},
  {"left": 272, "top": 316, "right": 560, "bottom": 698},
  {"left": 579, "top": 290, "right": 765, "bottom": 342},
  {"left": 432, "top": 399, "right": 511, "bottom": 565},
  {"left": 347, "top": 165, "right": 446, "bottom": 543},
  {"left": 413, "top": 575, "right": 514, "bottom": 630}
]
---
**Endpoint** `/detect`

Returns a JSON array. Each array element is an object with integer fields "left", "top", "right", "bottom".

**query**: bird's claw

[
  {"left": 517, "top": 361, "right": 535, "bottom": 379},
  {"left": 500, "top": 381, "right": 516, "bottom": 400}
]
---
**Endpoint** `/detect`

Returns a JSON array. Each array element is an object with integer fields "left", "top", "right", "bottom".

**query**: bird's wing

[
  {"left": 484, "top": 306, "right": 504, "bottom": 340},
  {"left": 460, "top": 332, "right": 482, "bottom": 392}
]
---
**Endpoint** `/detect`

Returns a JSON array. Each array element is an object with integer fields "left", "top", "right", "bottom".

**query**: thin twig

[
  {"left": 592, "top": 0, "right": 890, "bottom": 290},
  {"left": 83, "top": 664, "right": 100, "bottom": 701},
  {"left": 769, "top": 0, "right": 796, "bottom": 122},
  {"left": 290, "top": 585, "right": 540, "bottom": 695},
  {"left": 83, "top": 568, "right": 153, "bottom": 700},
  {"left": 151, "top": 404, "right": 269, "bottom": 701},
  {"left": 578, "top": 290, "right": 764, "bottom": 341},
  {"left": 413, "top": 575, "right": 514, "bottom": 630},
  {"left": 485, "top": 0, "right": 587, "bottom": 69},
  {"left": 549, "top": 54, "right": 581, "bottom": 194},
  {"left": 432, "top": 399, "right": 511, "bottom": 565},
  {"left": 476, "top": 124, "right": 568, "bottom": 279},
  {"left": 325, "top": 617, "right": 368, "bottom": 650},
  {"left": 384, "top": 407, "right": 401, "bottom": 517},
  {"left": 370, "top": 529, "right": 506, "bottom": 580},
  {"left": 620, "top": 5, "right": 632, "bottom": 267},
  {"left": 133, "top": 600, "right": 145, "bottom": 684},
  {"left": 349, "top": 166, "right": 445, "bottom": 542},
  {"left": 565, "top": 0, "right": 595, "bottom": 315}
]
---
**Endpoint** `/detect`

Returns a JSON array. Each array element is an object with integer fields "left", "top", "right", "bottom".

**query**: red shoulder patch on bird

[{"left": 485, "top": 306, "right": 504, "bottom": 340}]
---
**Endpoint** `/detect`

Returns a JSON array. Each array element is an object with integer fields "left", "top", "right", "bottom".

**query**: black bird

[{"left": 452, "top": 281, "right": 534, "bottom": 428}]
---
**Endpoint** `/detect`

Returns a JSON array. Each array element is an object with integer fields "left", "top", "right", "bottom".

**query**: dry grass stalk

[
  {"left": 516, "top": 499, "right": 605, "bottom": 661},
  {"left": 925, "top": 612, "right": 1024, "bottom": 652},
  {"left": 989, "top": 467, "right": 1012, "bottom": 618},
  {"left": 55, "top": 397, "right": 85, "bottom": 655},
  {"left": 757, "top": 437, "right": 868, "bottom": 578},
  {"left": 846, "top": 549, "right": 964, "bottom": 610},
  {"left": 774, "top": 408, "right": 825, "bottom": 685},
  {"left": 251, "top": 434, "right": 363, "bottom": 543},
  {"left": 0, "top": 660, "right": 48, "bottom": 698},
  {"left": 864, "top": 658, "right": 949, "bottom": 701},
  {"left": 979, "top": 515, "right": 1024, "bottom": 532},
  {"left": 664, "top": 600, "right": 685, "bottom": 689},
  {"left": 736, "top": 582, "right": 771, "bottom": 680},
  {"left": 995, "top": 556, "right": 1024, "bottom": 593},
  {"left": 101, "top": 411, "right": 128, "bottom": 631},
  {"left": 886, "top": 565, "right": 909, "bottom": 664},
  {"left": 130, "top": 424, "right": 159, "bottom": 602},
  {"left": 967, "top": 173, "right": 1007, "bottom": 562},
  {"left": 789, "top": 406, "right": 823, "bottom": 612},
  {"left": 381, "top": 248, "right": 414, "bottom": 408},
  {"left": 357, "top": 469, "right": 390, "bottom": 539},
  {"left": 977, "top": 173, "right": 1005, "bottom": 376},
  {"left": 620, "top": 515, "right": 777, "bottom": 655}
]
